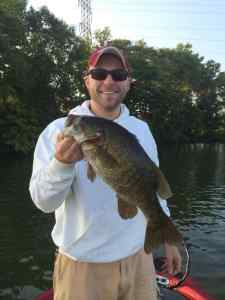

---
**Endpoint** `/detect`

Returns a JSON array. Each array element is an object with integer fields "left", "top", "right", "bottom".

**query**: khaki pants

[{"left": 53, "top": 249, "right": 159, "bottom": 300}]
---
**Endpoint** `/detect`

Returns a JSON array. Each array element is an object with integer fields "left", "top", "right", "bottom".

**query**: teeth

[{"left": 103, "top": 91, "right": 114, "bottom": 94}]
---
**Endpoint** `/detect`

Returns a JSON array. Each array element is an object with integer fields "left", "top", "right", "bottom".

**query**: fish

[{"left": 63, "top": 114, "right": 183, "bottom": 253}]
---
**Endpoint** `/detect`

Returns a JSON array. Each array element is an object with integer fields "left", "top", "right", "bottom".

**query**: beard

[{"left": 89, "top": 88, "right": 127, "bottom": 112}]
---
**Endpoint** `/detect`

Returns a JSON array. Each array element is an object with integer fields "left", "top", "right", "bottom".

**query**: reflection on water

[
  {"left": 0, "top": 144, "right": 225, "bottom": 300},
  {"left": 159, "top": 144, "right": 225, "bottom": 300},
  {"left": 0, "top": 155, "right": 55, "bottom": 300}
]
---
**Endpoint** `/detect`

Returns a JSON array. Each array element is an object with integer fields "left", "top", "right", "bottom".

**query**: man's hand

[
  {"left": 55, "top": 133, "right": 83, "bottom": 164},
  {"left": 162, "top": 243, "right": 182, "bottom": 275}
]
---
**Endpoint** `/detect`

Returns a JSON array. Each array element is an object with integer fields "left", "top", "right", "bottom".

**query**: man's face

[{"left": 84, "top": 54, "right": 131, "bottom": 111}]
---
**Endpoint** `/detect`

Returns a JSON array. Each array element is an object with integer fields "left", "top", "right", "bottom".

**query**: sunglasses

[{"left": 86, "top": 68, "right": 129, "bottom": 81}]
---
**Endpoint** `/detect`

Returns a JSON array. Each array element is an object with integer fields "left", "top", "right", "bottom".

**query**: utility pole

[{"left": 78, "top": 0, "right": 92, "bottom": 41}]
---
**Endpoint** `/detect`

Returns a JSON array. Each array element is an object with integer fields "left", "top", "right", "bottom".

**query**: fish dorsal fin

[
  {"left": 152, "top": 164, "right": 173, "bottom": 199},
  {"left": 65, "top": 114, "right": 76, "bottom": 127}
]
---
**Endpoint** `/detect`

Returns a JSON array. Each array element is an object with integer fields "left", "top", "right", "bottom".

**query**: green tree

[
  {"left": 24, "top": 6, "right": 89, "bottom": 122},
  {"left": 0, "top": 0, "right": 32, "bottom": 153},
  {"left": 197, "top": 60, "right": 225, "bottom": 141},
  {"left": 0, "top": 2, "right": 89, "bottom": 153},
  {"left": 91, "top": 30, "right": 224, "bottom": 143},
  {"left": 1, "top": 16, "right": 224, "bottom": 153},
  {"left": 93, "top": 26, "right": 112, "bottom": 47}
]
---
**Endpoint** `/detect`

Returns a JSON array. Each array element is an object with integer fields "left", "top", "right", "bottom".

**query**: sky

[{"left": 28, "top": 0, "right": 225, "bottom": 71}]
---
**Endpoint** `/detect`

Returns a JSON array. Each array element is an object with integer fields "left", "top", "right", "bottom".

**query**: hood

[{"left": 69, "top": 100, "right": 130, "bottom": 123}]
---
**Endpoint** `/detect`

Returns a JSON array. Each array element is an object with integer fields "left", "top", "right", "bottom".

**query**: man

[{"left": 29, "top": 46, "right": 182, "bottom": 300}]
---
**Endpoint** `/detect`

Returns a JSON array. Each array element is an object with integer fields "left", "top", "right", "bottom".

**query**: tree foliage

[
  {"left": 108, "top": 38, "right": 225, "bottom": 144},
  {"left": 93, "top": 26, "right": 112, "bottom": 47},
  {"left": 0, "top": 7, "right": 224, "bottom": 154},
  {"left": 0, "top": 1, "right": 89, "bottom": 153}
]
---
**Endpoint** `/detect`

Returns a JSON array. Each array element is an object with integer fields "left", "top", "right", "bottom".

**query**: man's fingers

[
  {"left": 174, "top": 257, "right": 182, "bottom": 274},
  {"left": 169, "top": 258, "right": 182, "bottom": 275},
  {"left": 167, "top": 259, "right": 173, "bottom": 275},
  {"left": 57, "top": 136, "right": 76, "bottom": 152},
  {"left": 57, "top": 133, "right": 75, "bottom": 144},
  {"left": 164, "top": 244, "right": 182, "bottom": 275},
  {"left": 66, "top": 142, "right": 83, "bottom": 159},
  {"left": 57, "top": 133, "right": 64, "bottom": 142},
  {"left": 55, "top": 133, "right": 83, "bottom": 164},
  {"left": 164, "top": 258, "right": 178, "bottom": 275}
]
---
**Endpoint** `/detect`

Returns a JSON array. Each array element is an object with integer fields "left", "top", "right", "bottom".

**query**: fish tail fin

[{"left": 144, "top": 214, "right": 183, "bottom": 253}]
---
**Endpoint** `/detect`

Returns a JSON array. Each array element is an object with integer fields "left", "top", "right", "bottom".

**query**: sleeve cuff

[
  {"left": 157, "top": 194, "right": 171, "bottom": 217},
  {"left": 48, "top": 157, "right": 76, "bottom": 176}
]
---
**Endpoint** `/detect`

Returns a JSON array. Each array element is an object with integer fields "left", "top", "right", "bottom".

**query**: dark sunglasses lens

[
  {"left": 90, "top": 69, "right": 108, "bottom": 80},
  {"left": 89, "top": 69, "right": 128, "bottom": 81},
  {"left": 111, "top": 69, "right": 128, "bottom": 81}
]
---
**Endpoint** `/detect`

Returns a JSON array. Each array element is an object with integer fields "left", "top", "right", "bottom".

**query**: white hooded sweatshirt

[{"left": 29, "top": 100, "right": 170, "bottom": 262}]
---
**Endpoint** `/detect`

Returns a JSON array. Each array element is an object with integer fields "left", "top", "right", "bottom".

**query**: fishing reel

[{"left": 154, "top": 244, "right": 191, "bottom": 290}]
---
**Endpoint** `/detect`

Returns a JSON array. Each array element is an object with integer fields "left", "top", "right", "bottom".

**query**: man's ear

[
  {"left": 83, "top": 75, "right": 89, "bottom": 90},
  {"left": 125, "top": 77, "right": 132, "bottom": 93}
]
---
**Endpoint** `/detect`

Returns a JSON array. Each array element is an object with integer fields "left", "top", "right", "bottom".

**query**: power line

[
  {"left": 94, "top": 1, "right": 225, "bottom": 15},
  {"left": 134, "top": 35, "right": 225, "bottom": 44},
  {"left": 95, "top": 8, "right": 225, "bottom": 16},
  {"left": 91, "top": 1, "right": 225, "bottom": 68},
  {"left": 107, "top": 0, "right": 225, "bottom": 8},
  {"left": 107, "top": 23, "right": 225, "bottom": 33}
]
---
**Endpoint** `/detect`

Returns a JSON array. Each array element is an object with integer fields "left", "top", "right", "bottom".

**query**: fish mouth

[{"left": 79, "top": 133, "right": 103, "bottom": 145}]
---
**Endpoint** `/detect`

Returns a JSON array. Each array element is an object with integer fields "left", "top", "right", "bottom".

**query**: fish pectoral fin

[
  {"left": 117, "top": 197, "right": 138, "bottom": 219},
  {"left": 87, "top": 163, "right": 96, "bottom": 182},
  {"left": 153, "top": 165, "right": 173, "bottom": 199}
]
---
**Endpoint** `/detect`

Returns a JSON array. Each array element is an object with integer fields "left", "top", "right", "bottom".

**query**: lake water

[{"left": 0, "top": 144, "right": 224, "bottom": 300}]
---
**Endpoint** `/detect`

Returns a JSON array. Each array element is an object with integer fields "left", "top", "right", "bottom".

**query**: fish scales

[{"left": 63, "top": 114, "right": 183, "bottom": 253}]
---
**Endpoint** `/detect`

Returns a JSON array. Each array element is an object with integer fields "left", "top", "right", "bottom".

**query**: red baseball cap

[{"left": 88, "top": 46, "right": 130, "bottom": 71}]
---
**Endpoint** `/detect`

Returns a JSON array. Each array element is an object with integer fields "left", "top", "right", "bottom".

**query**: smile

[{"left": 100, "top": 91, "right": 119, "bottom": 94}]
